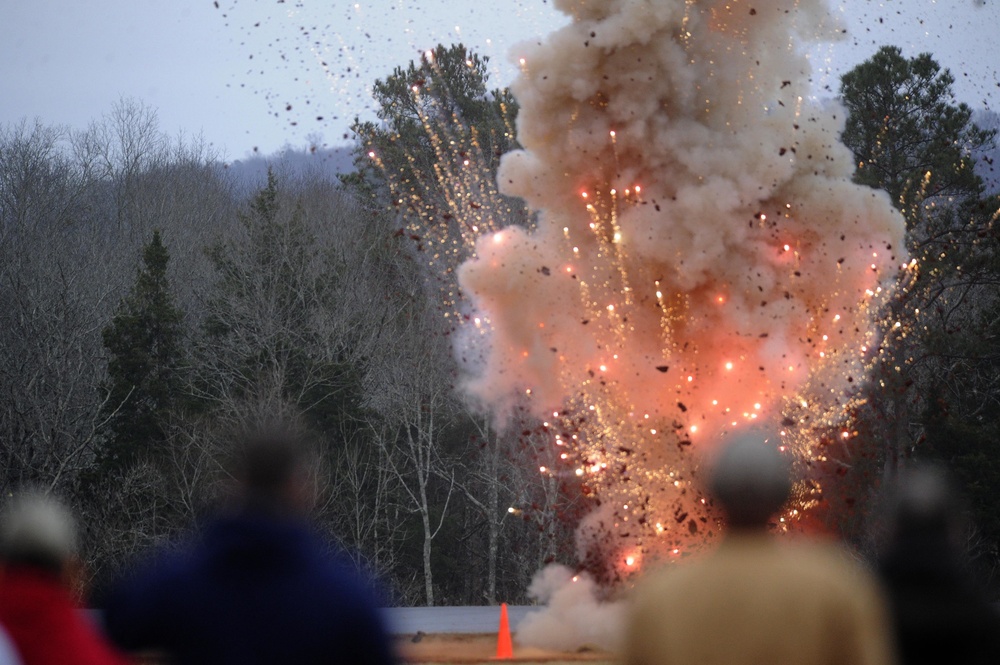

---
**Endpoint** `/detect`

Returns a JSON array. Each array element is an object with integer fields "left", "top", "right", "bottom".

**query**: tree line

[
  {"left": 2, "top": 43, "right": 999, "bottom": 602},
  {"left": 0, "top": 91, "right": 575, "bottom": 606}
]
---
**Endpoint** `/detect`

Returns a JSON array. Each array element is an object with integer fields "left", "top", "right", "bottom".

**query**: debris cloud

[
  {"left": 516, "top": 564, "right": 624, "bottom": 653},
  {"left": 458, "top": 0, "right": 907, "bottom": 579}
]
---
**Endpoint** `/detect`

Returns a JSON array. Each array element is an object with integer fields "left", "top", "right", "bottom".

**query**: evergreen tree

[
  {"left": 840, "top": 46, "right": 995, "bottom": 224},
  {"left": 100, "top": 230, "right": 185, "bottom": 468},
  {"left": 840, "top": 49, "right": 1000, "bottom": 583},
  {"left": 342, "top": 45, "right": 548, "bottom": 604},
  {"left": 343, "top": 43, "right": 528, "bottom": 232}
]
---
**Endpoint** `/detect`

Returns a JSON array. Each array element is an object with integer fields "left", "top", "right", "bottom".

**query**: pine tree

[
  {"left": 343, "top": 43, "right": 528, "bottom": 232},
  {"left": 841, "top": 49, "right": 1000, "bottom": 581},
  {"left": 840, "top": 46, "right": 995, "bottom": 224},
  {"left": 838, "top": 48, "right": 999, "bottom": 476},
  {"left": 100, "top": 230, "right": 185, "bottom": 468}
]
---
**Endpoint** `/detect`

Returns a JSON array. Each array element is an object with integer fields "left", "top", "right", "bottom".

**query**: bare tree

[
  {"left": 356, "top": 255, "right": 471, "bottom": 606},
  {"left": 0, "top": 111, "right": 236, "bottom": 581}
]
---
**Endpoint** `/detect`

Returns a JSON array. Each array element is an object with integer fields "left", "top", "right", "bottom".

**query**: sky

[{"left": 1, "top": 0, "right": 997, "bottom": 159}]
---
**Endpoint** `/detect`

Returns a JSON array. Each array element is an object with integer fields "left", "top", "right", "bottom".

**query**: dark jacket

[
  {"left": 879, "top": 533, "right": 1000, "bottom": 665},
  {"left": 0, "top": 567, "right": 129, "bottom": 665},
  {"left": 104, "top": 512, "right": 394, "bottom": 665}
]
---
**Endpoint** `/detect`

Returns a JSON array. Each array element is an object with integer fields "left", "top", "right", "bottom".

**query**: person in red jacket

[{"left": 0, "top": 493, "right": 129, "bottom": 665}]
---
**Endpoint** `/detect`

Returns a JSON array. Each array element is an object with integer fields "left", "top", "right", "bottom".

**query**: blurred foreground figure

[
  {"left": 0, "top": 493, "right": 128, "bottom": 665},
  {"left": 878, "top": 466, "right": 1000, "bottom": 665},
  {"left": 105, "top": 433, "right": 395, "bottom": 665},
  {"left": 0, "top": 624, "right": 22, "bottom": 665},
  {"left": 624, "top": 434, "right": 894, "bottom": 665}
]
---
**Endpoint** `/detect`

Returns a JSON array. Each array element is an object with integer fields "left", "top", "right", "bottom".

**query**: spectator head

[
  {"left": 0, "top": 492, "right": 77, "bottom": 575},
  {"left": 709, "top": 431, "right": 791, "bottom": 529},
  {"left": 887, "top": 464, "right": 961, "bottom": 545},
  {"left": 231, "top": 430, "right": 316, "bottom": 514}
]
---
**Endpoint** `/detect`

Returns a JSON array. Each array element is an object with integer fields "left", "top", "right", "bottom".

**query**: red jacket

[{"left": 0, "top": 567, "right": 129, "bottom": 665}]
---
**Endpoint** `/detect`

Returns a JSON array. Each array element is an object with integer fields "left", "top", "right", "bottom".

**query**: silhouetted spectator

[
  {"left": 0, "top": 493, "right": 129, "bottom": 665},
  {"left": 104, "top": 432, "right": 396, "bottom": 665},
  {"left": 624, "top": 432, "right": 895, "bottom": 665},
  {"left": 878, "top": 465, "right": 1000, "bottom": 665}
]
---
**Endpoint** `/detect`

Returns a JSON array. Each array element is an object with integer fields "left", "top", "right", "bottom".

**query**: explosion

[
  {"left": 456, "top": 0, "right": 906, "bottom": 579},
  {"left": 365, "top": 0, "right": 907, "bottom": 584}
]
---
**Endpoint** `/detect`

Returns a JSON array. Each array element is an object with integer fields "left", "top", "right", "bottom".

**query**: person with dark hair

[
  {"left": 0, "top": 493, "right": 129, "bottom": 665},
  {"left": 624, "top": 432, "right": 895, "bottom": 665},
  {"left": 877, "top": 465, "right": 1000, "bottom": 665},
  {"left": 104, "top": 433, "right": 395, "bottom": 665}
]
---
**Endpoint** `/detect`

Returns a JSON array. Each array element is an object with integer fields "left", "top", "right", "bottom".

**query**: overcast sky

[{"left": 1, "top": 0, "right": 996, "bottom": 159}]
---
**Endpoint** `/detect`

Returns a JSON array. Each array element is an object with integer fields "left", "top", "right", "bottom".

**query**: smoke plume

[
  {"left": 457, "top": 0, "right": 906, "bottom": 581},
  {"left": 516, "top": 564, "right": 625, "bottom": 653}
]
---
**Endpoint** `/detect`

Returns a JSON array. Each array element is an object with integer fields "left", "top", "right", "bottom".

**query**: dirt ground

[{"left": 397, "top": 633, "right": 617, "bottom": 664}]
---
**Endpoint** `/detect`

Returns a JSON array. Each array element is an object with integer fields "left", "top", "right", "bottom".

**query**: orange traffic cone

[{"left": 495, "top": 602, "right": 513, "bottom": 659}]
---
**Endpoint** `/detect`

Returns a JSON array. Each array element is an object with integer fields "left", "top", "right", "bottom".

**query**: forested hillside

[
  {"left": 0, "top": 95, "right": 575, "bottom": 605},
  {"left": 3, "top": 41, "right": 1000, "bottom": 602}
]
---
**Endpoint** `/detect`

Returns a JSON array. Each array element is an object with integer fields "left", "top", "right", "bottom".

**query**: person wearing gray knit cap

[{"left": 624, "top": 431, "right": 896, "bottom": 665}]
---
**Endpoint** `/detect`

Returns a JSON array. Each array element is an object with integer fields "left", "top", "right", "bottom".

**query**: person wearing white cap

[{"left": 0, "top": 492, "right": 128, "bottom": 665}]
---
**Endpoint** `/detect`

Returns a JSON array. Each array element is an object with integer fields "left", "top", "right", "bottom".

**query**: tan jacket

[{"left": 625, "top": 533, "right": 895, "bottom": 665}]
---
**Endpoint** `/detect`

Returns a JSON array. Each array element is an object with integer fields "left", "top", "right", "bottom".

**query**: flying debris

[{"left": 456, "top": 0, "right": 906, "bottom": 581}]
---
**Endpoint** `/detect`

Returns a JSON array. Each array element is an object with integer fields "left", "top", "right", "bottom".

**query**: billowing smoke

[
  {"left": 457, "top": 0, "right": 907, "bottom": 584},
  {"left": 517, "top": 564, "right": 625, "bottom": 653}
]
